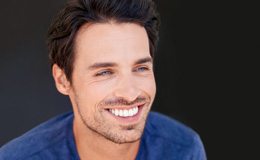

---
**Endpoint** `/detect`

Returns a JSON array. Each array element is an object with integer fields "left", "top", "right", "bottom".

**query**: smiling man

[{"left": 0, "top": 0, "right": 206, "bottom": 160}]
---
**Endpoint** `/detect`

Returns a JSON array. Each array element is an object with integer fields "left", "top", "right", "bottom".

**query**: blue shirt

[{"left": 0, "top": 112, "right": 206, "bottom": 160}]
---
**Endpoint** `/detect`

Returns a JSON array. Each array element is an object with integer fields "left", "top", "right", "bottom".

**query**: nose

[{"left": 113, "top": 75, "right": 141, "bottom": 102}]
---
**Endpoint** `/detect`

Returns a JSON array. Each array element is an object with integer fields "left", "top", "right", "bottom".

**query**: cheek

[
  {"left": 82, "top": 81, "right": 114, "bottom": 105},
  {"left": 148, "top": 78, "right": 156, "bottom": 97},
  {"left": 137, "top": 76, "right": 156, "bottom": 98},
  {"left": 73, "top": 73, "right": 112, "bottom": 99},
  {"left": 72, "top": 81, "right": 110, "bottom": 113}
]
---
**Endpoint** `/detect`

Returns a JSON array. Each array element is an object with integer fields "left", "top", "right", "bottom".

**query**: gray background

[{"left": 0, "top": 0, "right": 258, "bottom": 159}]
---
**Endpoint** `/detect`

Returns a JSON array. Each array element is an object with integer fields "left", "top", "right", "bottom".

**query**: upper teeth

[{"left": 109, "top": 107, "right": 139, "bottom": 117}]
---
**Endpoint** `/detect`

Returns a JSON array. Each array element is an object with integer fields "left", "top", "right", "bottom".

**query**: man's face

[{"left": 69, "top": 22, "right": 156, "bottom": 144}]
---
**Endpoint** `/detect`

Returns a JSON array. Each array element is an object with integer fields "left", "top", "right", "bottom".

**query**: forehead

[{"left": 74, "top": 22, "right": 151, "bottom": 65}]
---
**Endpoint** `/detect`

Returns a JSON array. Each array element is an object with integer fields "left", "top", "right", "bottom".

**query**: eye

[
  {"left": 134, "top": 66, "right": 150, "bottom": 72},
  {"left": 95, "top": 70, "right": 113, "bottom": 77}
]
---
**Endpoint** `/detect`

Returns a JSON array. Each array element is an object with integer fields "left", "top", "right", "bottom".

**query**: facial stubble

[{"left": 74, "top": 94, "right": 151, "bottom": 144}]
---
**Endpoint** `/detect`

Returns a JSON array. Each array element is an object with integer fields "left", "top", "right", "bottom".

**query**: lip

[
  {"left": 104, "top": 102, "right": 146, "bottom": 110},
  {"left": 104, "top": 103, "right": 145, "bottom": 124}
]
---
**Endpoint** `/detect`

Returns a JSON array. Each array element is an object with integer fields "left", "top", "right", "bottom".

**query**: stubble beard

[{"left": 75, "top": 97, "right": 151, "bottom": 144}]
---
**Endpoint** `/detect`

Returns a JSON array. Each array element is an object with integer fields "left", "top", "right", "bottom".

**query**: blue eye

[
  {"left": 95, "top": 70, "right": 113, "bottom": 76},
  {"left": 134, "top": 66, "right": 149, "bottom": 72}
]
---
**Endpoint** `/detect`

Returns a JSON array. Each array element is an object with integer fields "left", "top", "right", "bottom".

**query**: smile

[{"left": 108, "top": 107, "right": 139, "bottom": 117}]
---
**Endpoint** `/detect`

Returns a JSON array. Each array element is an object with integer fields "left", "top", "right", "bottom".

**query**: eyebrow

[
  {"left": 87, "top": 57, "right": 153, "bottom": 70},
  {"left": 88, "top": 62, "right": 117, "bottom": 70},
  {"left": 134, "top": 57, "right": 153, "bottom": 65}
]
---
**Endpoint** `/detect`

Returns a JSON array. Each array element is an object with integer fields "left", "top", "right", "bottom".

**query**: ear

[{"left": 52, "top": 64, "right": 71, "bottom": 95}]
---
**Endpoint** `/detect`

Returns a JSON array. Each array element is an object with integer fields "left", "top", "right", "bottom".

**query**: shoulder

[
  {"left": 143, "top": 112, "right": 206, "bottom": 159},
  {"left": 0, "top": 112, "right": 73, "bottom": 160},
  {"left": 146, "top": 112, "right": 197, "bottom": 145}
]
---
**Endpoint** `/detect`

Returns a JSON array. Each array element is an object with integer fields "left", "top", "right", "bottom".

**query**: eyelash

[
  {"left": 134, "top": 66, "right": 150, "bottom": 72},
  {"left": 95, "top": 70, "right": 113, "bottom": 77},
  {"left": 94, "top": 66, "right": 150, "bottom": 77}
]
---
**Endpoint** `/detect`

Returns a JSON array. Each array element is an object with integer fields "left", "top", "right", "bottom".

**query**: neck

[{"left": 73, "top": 118, "right": 140, "bottom": 160}]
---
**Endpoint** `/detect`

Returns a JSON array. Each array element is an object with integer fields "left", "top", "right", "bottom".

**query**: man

[{"left": 0, "top": 0, "right": 206, "bottom": 159}]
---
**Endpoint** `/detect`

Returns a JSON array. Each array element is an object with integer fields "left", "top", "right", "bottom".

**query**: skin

[{"left": 52, "top": 22, "right": 156, "bottom": 160}]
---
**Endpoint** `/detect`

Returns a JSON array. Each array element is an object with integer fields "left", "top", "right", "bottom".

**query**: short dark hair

[{"left": 47, "top": 0, "right": 160, "bottom": 81}]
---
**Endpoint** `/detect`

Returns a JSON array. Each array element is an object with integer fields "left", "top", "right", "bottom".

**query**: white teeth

[
  {"left": 124, "top": 110, "right": 129, "bottom": 116},
  {"left": 129, "top": 109, "right": 133, "bottom": 116},
  {"left": 109, "top": 107, "right": 139, "bottom": 117},
  {"left": 115, "top": 110, "right": 119, "bottom": 116},
  {"left": 119, "top": 110, "right": 123, "bottom": 116}
]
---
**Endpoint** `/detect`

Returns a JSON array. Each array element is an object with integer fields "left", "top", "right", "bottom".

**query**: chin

[
  {"left": 108, "top": 133, "right": 142, "bottom": 144},
  {"left": 102, "top": 125, "right": 145, "bottom": 144}
]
